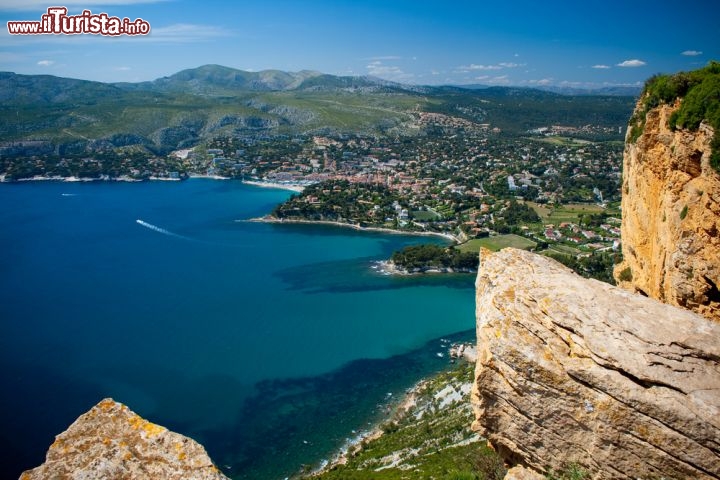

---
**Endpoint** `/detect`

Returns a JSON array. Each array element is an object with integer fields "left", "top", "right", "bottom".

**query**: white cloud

[
  {"left": 37, "top": 59, "right": 54, "bottom": 66},
  {"left": 529, "top": 78, "right": 553, "bottom": 86},
  {"left": 366, "top": 62, "right": 401, "bottom": 76},
  {"left": 462, "top": 64, "right": 502, "bottom": 71},
  {"left": 592, "top": 64, "right": 611, "bottom": 69},
  {"left": 557, "top": 79, "right": 643, "bottom": 89},
  {"left": 365, "top": 61, "right": 413, "bottom": 82},
  {"left": 681, "top": 50, "right": 703, "bottom": 56},
  {"left": 474, "top": 74, "right": 510, "bottom": 85},
  {"left": 617, "top": 59, "right": 646, "bottom": 67},
  {"left": 114, "top": 66, "right": 131, "bottom": 71},
  {"left": 147, "top": 23, "right": 232, "bottom": 43},
  {"left": 365, "top": 55, "right": 401, "bottom": 61},
  {"left": 458, "top": 62, "right": 525, "bottom": 73}
]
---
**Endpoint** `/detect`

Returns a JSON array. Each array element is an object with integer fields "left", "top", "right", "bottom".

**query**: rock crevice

[{"left": 472, "top": 248, "right": 720, "bottom": 479}]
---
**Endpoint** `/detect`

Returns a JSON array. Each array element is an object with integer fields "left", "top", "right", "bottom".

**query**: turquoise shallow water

[{"left": 0, "top": 180, "right": 475, "bottom": 479}]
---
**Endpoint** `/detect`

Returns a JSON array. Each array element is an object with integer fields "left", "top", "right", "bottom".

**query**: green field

[
  {"left": 525, "top": 136, "right": 593, "bottom": 146},
  {"left": 456, "top": 234, "right": 537, "bottom": 253},
  {"left": 411, "top": 210, "right": 441, "bottom": 221},
  {"left": 548, "top": 244, "right": 582, "bottom": 256},
  {"left": 527, "top": 202, "right": 605, "bottom": 223}
]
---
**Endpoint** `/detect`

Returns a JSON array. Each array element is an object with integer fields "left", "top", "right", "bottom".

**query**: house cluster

[{"left": 181, "top": 112, "right": 624, "bottom": 251}]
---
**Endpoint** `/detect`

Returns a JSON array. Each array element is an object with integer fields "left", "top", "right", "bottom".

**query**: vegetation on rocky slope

[
  {"left": 1, "top": 67, "right": 634, "bottom": 161},
  {"left": 628, "top": 61, "right": 720, "bottom": 171},
  {"left": 304, "top": 361, "right": 593, "bottom": 480},
  {"left": 305, "top": 362, "right": 505, "bottom": 480},
  {"left": 390, "top": 244, "right": 479, "bottom": 273}
]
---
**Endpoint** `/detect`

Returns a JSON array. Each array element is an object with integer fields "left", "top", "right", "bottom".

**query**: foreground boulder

[
  {"left": 20, "top": 398, "right": 228, "bottom": 480},
  {"left": 472, "top": 248, "right": 720, "bottom": 479}
]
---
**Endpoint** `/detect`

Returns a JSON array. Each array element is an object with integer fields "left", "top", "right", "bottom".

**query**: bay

[{"left": 0, "top": 179, "right": 475, "bottom": 479}]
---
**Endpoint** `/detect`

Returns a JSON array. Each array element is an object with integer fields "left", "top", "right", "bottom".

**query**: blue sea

[{"left": 0, "top": 179, "right": 475, "bottom": 479}]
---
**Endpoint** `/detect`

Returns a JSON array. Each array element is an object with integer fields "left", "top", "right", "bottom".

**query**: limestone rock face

[
  {"left": 615, "top": 100, "right": 720, "bottom": 321},
  {"left": 504, "top": 465, "right": 545, "bottom": 480},
  {"left": 472, "top": 248, "right": 720, "bottom": 479},
  {"left": 20, "top": 398, "right": 229, "bottom": 480}
]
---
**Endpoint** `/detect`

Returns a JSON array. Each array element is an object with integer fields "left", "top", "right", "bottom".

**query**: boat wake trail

[{"left": 136, "top": 219, "right": 188, "bottom": 240}]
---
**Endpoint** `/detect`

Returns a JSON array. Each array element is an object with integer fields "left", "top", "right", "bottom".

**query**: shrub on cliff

[{"left": 629, "top": 61, "right": 720, "bottom": 172}]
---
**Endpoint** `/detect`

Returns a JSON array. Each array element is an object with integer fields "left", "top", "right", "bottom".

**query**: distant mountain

[
  {"left": 458, "top": 83, "right": 642, "bottom": 97},
  {"left": 114, "top": 65, "right": 322, "bottom": 95},
  {"left": 535, "top": 85, "right": 642, "bottom": 97},
  {"left": 0, "top": 66, "right": 636, "bottom": 158},
  {"left": 0, "top": 71, "right": 123, "bottom": 104},
  {"left": 113, "top": 64, "right": 407, "bottom": 96}
]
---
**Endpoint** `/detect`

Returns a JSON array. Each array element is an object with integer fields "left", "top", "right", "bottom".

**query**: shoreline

[
  {"left": 2, "top": 175, "right": 190, "bottom": 183},
  {"left": 0, "top": 174, "right": 313, "bottom": 193},
  {"left": 312, "top": 342, "right": 478, "bottom": 476},
  {"left": 246, "top": 216, "right": 461, "bottom": 243},
  {"left": 372, "top": 259, "right": 476, "bottom": 276},
  {"left": 311, "top": 383, "right": 422, "bottom": 475},
  {"left": 3, "top": 175, "right": 142, "bottom": 183},
  {"left": 187, "top": 173, "right": 230, "bottom": 180},
  {"left": 241, "top": 179, "right": 306, "bottom": 193}
]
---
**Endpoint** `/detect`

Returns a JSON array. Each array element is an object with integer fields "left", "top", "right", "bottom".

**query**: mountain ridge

[
  {"left": 0, "top": 65, "right": 635, "bottom": 163},
  {"left": 2, "top": 64, "right": 641, "bottom": 100}
]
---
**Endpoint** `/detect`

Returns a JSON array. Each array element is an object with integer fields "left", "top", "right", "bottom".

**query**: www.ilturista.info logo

[{"left": 7, "top": 6, "right": 150, "bottom": 36}]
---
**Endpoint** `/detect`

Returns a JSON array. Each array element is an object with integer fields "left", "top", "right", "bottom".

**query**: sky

[{"left": 1, "top": 0, "right": 718, "bottom": 88}]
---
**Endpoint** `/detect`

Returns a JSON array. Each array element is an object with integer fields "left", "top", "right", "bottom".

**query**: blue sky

[{"left": 1, "top": 0, "right": 718, "bottom": 88}]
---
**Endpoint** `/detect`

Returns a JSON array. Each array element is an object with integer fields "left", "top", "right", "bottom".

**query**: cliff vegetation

[
  {"left": 309, "top": 362, "right": 504, "bottom": 480},
  {"left": 617, "top": 63, "right": 720, "bottom": 320},
  {"left": 628, "top": 61, "right": 720, "bottom": 171}
]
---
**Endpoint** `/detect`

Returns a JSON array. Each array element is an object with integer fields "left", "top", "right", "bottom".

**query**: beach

[{"left": 241, "top": 179, "right": 306, "bottom": 193}]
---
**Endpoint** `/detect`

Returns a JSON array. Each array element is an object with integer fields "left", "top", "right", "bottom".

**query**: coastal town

[
  {"left": 0, "top": 109, "right": 625, "bottom": 281},
  {"left": 193, "top": 112, "right": 625, "bottom": 279}
]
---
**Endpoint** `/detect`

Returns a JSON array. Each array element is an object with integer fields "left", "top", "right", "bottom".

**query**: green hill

[{"left": 0, "top": 66, "right": 636, "bottom": 157}]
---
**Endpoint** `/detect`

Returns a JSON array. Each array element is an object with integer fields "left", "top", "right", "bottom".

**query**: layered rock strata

[
  {"left": 472, "top": 248, "right": 720, "bottom": 479},
  {"left": 20, "top": 398, "right": 229, "bottom": 480},
  {"left": 615, "top": 100, "right": 720, "bottom": 321}
]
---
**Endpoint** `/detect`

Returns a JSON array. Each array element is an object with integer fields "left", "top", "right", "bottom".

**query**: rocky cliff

[
  {"left": 20, "top": 398, "right": 229, "bottom": 480},
  {"left": 615, "top": 98, "right": 720, "bottom": 321},
  {"left": 472, "top": 248, "right": 720, "bottom": 479}
]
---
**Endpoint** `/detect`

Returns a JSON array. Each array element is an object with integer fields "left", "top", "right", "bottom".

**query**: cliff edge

[
  {"left": 614, "top": 65, "right": 720, "bottom": 321},
  {"left": 20, "top": 398, "right": 229, "bottom": 480},
  {"left": 472, "top": 248, "right": 720, "bottom": 479}
]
